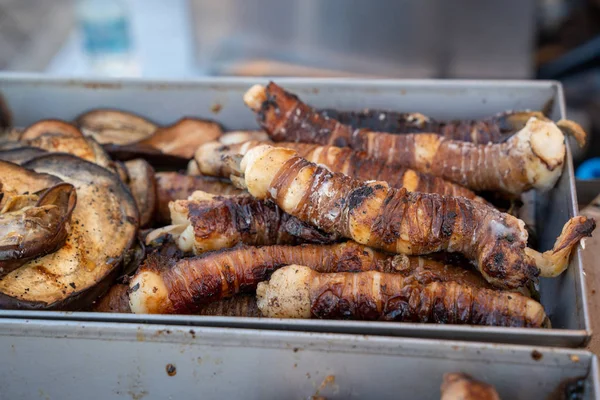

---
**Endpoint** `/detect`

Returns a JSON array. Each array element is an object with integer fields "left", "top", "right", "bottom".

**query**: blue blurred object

[
  {"left": 48, "top": 0, "right": 194, "bottom": 78},
  {"left": 76, "top": 0, "right": 139, "bottom": 76},
  {"left": 576, "top": 157, "right": 600, "bottom": 179}
]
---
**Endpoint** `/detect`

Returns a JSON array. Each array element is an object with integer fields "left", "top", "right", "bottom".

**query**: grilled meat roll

[
  {"left": 233, "top": 145, "right": 595, "bottom": 289},
  {"left": 128, "top": 241, "right": 492, "bottom": 314},
  {"left": 244, "top": 82, "right": 586, "bottom": 195},
  {"left": 158, "top": 191, "right": 337, "bottom": 254},
  {"left": 319, "top": 108, "right": 544, "bottom": 145},
  {"left": 196, "top": 140, "right": 483, "bottom": 202},
  {"left": 256, "top": 265, "right": 548, "bottom": 327}
]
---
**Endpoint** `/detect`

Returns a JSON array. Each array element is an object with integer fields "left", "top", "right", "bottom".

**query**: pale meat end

[
  {"left": 186, "top": 159, "right": 200, "bottom": 175},
  {"left": 281, "top": 165, "right": 314, "bottom": 212},
  {"left": 256, "top": 265, "right": 312, "bottom": 318},
  {"left": 169, "top": 201, "right": 191, "bottom": 225},
  {"left": 242, "top": 146, "right": 297, "bottom": 199},
  {"left": 525, "top": 298, "right": 550, "bottom": 328},
  {"left": 243, "top": 85, "right": 268, "bottom": 111},
  {"left": 128, "top": 270, "right": 171, "bottom": 314},
  {"left": 195, "top": 142, "right": 225, "bottom": 175},
  {"left": 176, "top": 224, "right": 195, "bottom": 253},
  {"left": 525, "top": 117, "right": 565, "bottom": 191}
]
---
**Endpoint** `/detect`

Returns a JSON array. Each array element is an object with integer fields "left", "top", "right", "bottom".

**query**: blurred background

[{"left": 1, "top": 0, "right": 600, "bottom": 178}]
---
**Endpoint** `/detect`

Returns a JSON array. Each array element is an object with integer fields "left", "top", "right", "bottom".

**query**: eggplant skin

[
  {"left": 104, "top": 143, "right": 190, "bottom": 170},
  {"left": 124, "top": 159, "right": 158, "bottom": 228},
  {"left": 20, "top": 119, "right": 83, "bottom": 141},
  {"left": 0, "top": 265, "right": 122, "bottom": 311},
  {"left": 0, "top": 160, "right": 62, "bottom": 205},
  {"left": 0, "top": 154, "right": 139, "bottom": 310},
  {"left": 76, "top": 109, "right": 158, "bottom": 145},
  {"left": 0, "top": 183, "right": 77, "bottom": 277},
  {"left": 0, "top": 147, "right": 47, "bottom": 165}
]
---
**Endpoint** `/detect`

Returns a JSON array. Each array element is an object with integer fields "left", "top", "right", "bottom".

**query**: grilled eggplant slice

[
  {"left": 124, "top": 159, "right": 157, "bottom": 228},
  {"left": 0, "top": 140, "right": 23, "bottom": 150},
  {"left": 0, "top": 147, "right": 47, "bottom": 165},
  {"left": 76, "top": 109, "right": 157, "bottom": 145},
  {"left": 0, "top": 183, "right": 77, "bottom": 277},
  {"left": 20, "top": 119, "right": 83, "bottom": 141},
  {"left": 27, "top": 134, "right": 97, "bottom": 162},
  {"left": 103, "top": 118, "right": 223, "bottom": 167},
  {"left": 0, "top": 160, "right": 62, "bottom": 207},
  {"left": 84, "top": 137, "right": 130, "bottom": 182},
  {"left": 22, "top": 125, "right": 125, "bottom": 178},
  {"left": 0, "top": 128, "right": 22, "bottom": 145},
  {"left": 138, "top": 118, "right": 222, "bottom": 159},
  {"left": 0, "top": 154, "right": 138, "bottom": 310}
]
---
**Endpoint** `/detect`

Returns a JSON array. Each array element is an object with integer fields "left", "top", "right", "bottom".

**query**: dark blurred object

[
  {"left": 0, "top": 0, "right": 75, "bottom": 71},
  {"left": 576, "top": 179, "right": 600, "bottom": 208},
  {"left": 190, "top": 0, "right": 536, "bottom": 78},
  {"left": 536, "top": 0, "right": 600, "bottom": 166},
  {"left": 536, "top": 0, "right": 600, "bottom": 83},
  {"left": 538, "top": 35, "right": 600, "bottom": 79},
  {"left": 537, "top": 0, "right": 600, "bottom": 69}
]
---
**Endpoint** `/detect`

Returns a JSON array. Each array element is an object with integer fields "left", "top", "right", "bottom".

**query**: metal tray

[
  {"left": 0, "top": 75, "right": 589, "bottom": 347},
  {"left": 0, "top": 319, "right": 597, "bottom": 399}
]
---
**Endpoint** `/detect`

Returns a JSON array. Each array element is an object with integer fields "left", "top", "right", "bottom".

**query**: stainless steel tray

[
  {"left": 0, "top": 319, "right": 597, "bottom": 400},
  {"left": 0, "top": 75, "right": 589, "bottom": 347}
]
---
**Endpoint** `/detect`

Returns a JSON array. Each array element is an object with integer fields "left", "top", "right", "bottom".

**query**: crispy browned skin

[
  {"left": 245, "top": 82, "right": 574, "bottom": 195},
  {"left": 238, "top": 146, "right": 595, "bottom": 288},
  {"left": 155, "top": 172, "right": 243, "bottom": 224},
  {"left": 319, "top": 108, "right": 542, "bottom": 144},
  {"left": 170, "top": 193, "right": 338, "bottom": 254},
  {"left": 129, "top": 241, "right": 492, "bottom": 314},
  {"left": 94, "top": 283, "right": 260, "bottom": 316},
  {"left": 196, "top": 140, "right": 483, "bottom": 202},
  {"left": 257, "top": 265, "right": 547, "bottom": 327},
  {"left": 441, "top": 373, "right": 501, "bottom": 400}
]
